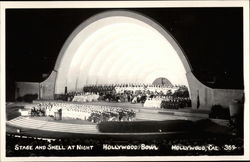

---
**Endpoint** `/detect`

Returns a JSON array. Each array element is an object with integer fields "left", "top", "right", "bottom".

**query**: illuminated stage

[{"left": 6, "top": 101, "right": 228, "bottom": 138}]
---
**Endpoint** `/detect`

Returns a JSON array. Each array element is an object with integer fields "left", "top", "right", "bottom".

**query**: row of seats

[{"left": 35, "top": 101, "right": 136, "bottom": 123}]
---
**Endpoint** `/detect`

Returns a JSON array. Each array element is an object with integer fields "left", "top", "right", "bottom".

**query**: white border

[{"left": 1, "top": 1, "right": 249, "bottom": 161}]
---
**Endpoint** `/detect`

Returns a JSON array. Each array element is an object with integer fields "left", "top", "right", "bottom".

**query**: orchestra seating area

[{"left": 29, "top": 101, "right": 136, "bottom": 123}]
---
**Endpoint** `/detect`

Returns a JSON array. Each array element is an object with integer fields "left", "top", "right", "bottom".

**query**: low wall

[
  {"left": 212, "top": 89, "right": 244, "bottom": 107},
  {"left": 15, "top": 82, "right": 39, "bottom": 99},
  {"left": 187, "top": 72, "right": 244, "bottom": 111}
]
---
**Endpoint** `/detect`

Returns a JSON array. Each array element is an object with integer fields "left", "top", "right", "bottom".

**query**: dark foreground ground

[
  {"left": 6, "top": 132, "right": 243, "bottom": 156},
  {"left": 5, "top": 101, "right": 244, "bottom": 156}
]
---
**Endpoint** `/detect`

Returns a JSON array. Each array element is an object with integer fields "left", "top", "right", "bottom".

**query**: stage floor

[{"left": 5, "top": 100, "right": 227, "bottom": 138}]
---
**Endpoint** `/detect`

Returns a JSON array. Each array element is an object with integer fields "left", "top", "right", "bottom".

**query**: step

[{"left": 159, "top": 110, "right": 209, "bottom": 118}]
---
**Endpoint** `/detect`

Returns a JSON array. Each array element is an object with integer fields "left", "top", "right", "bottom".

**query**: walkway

[{"left": 7, "top": 116, "right": 99, "bottom": 134}]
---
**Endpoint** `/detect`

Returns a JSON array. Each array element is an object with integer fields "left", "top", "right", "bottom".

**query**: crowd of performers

[
  {"left": 64, "top": 84, "right": 191, "bottom": 109},
  {"left": 27, "top": 84, "right": 191, "bottom": 125},
  {"left": 30, "top": 102, "right": 136, "bottom": 123},
  {"left": 160, "top": 97, "right": 191, "bottom": 109}
]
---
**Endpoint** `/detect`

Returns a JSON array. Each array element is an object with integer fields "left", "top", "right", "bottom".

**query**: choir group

[{"left": 65, "top": 84, "right": 191, "bottom": 109}]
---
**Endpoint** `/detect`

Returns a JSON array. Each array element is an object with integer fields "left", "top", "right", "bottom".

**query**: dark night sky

[{"left": 6, "top": 8, "right": 243, "bottom": 99}]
